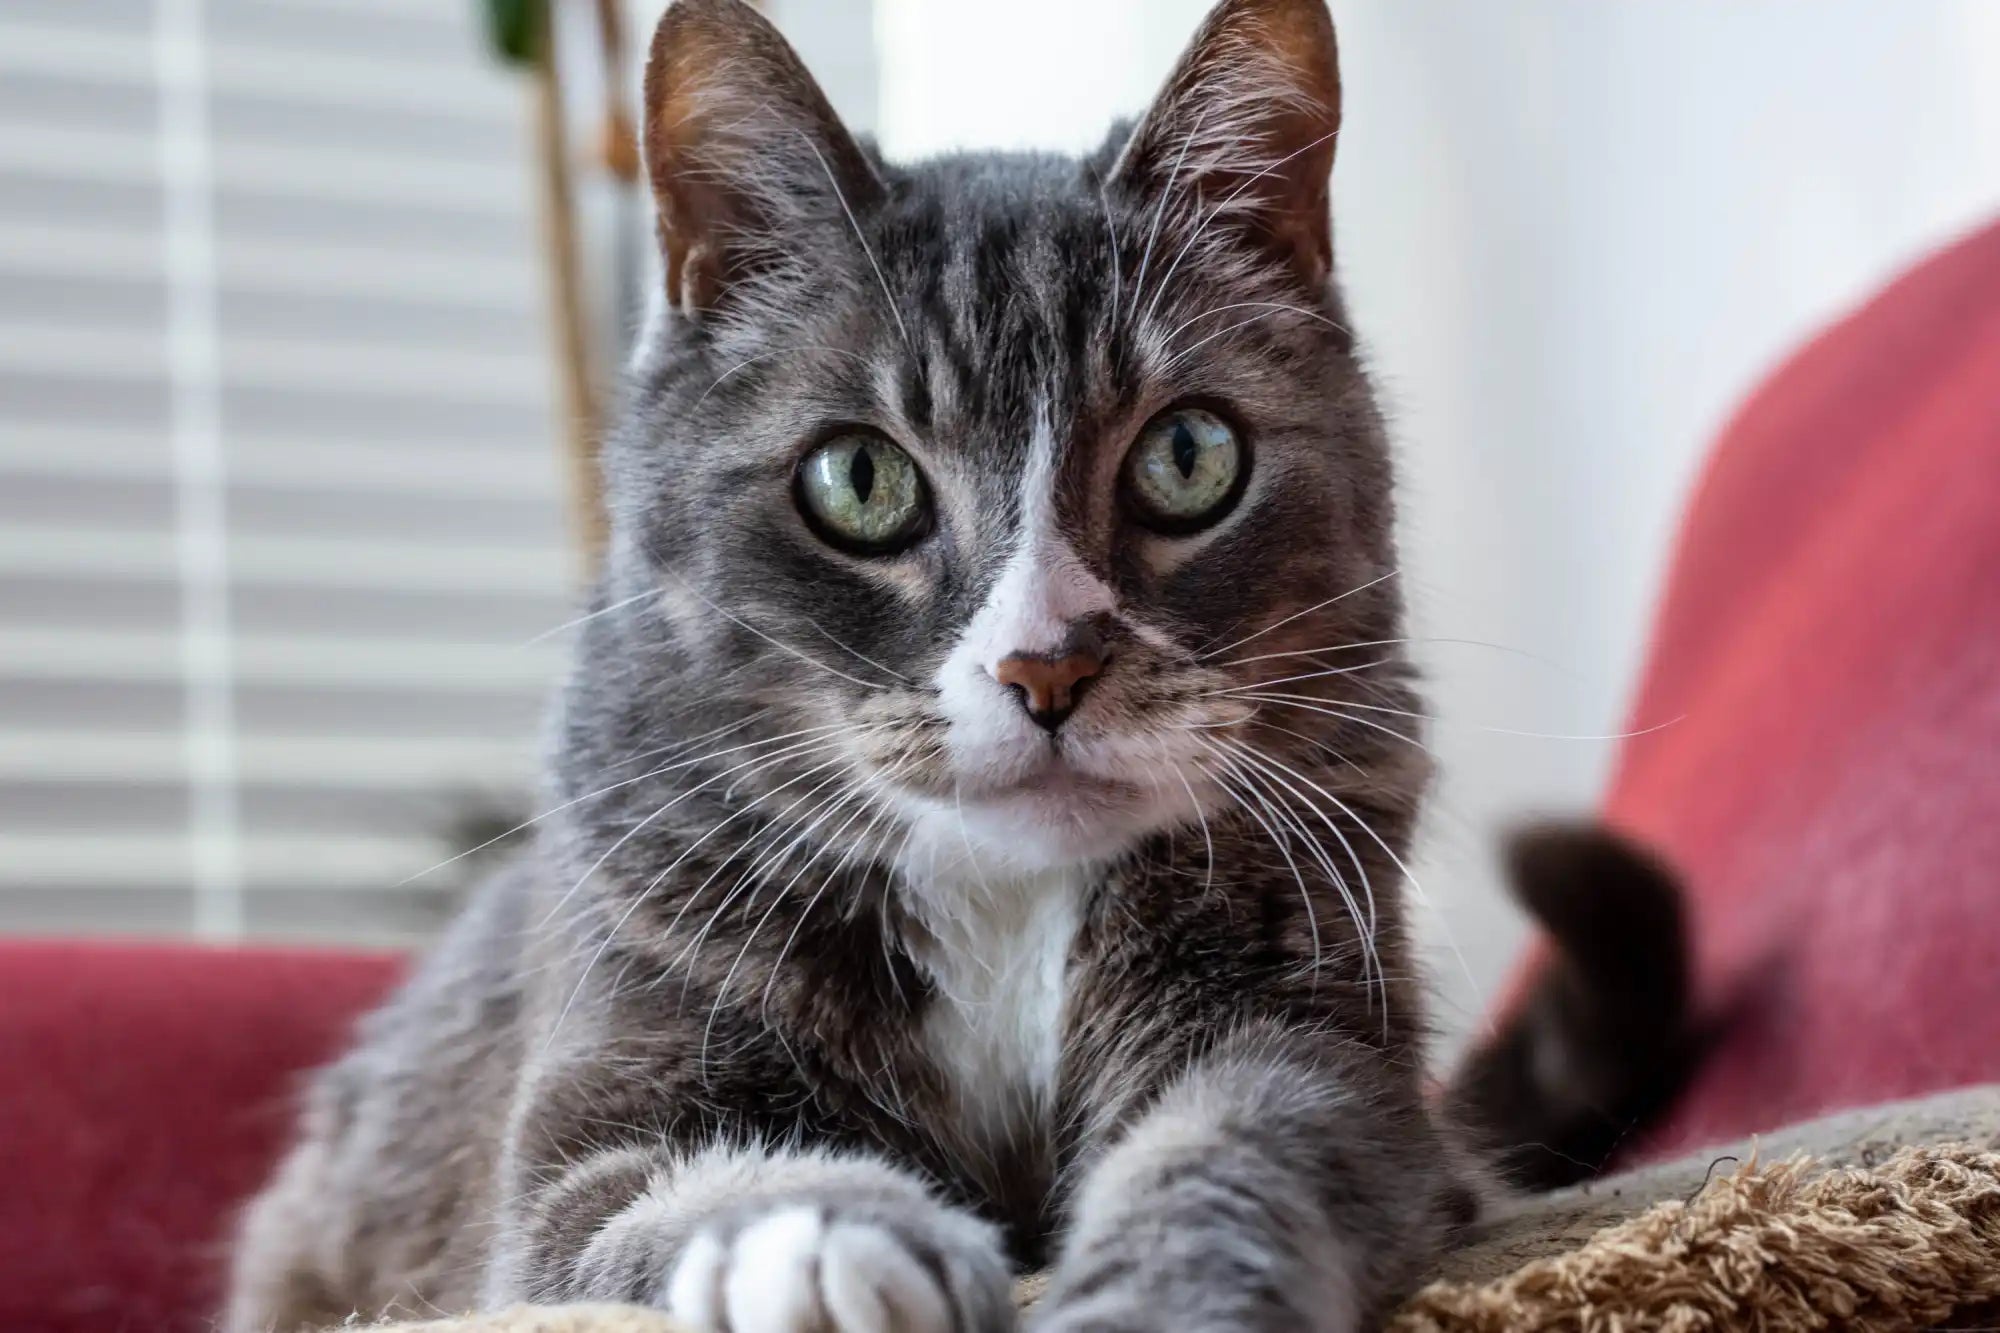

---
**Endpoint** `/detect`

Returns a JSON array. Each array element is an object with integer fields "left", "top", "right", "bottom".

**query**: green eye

[
  {"left": 1125, "top": 406, "right": 1244, "bottom": 529},
  {"left": 797, "top": 432, "right": 929, "bottom": 554}
]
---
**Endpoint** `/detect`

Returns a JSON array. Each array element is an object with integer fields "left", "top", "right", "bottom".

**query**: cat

[{"left": 225, "top": 1, "right": 1688, "bottom": 1330}]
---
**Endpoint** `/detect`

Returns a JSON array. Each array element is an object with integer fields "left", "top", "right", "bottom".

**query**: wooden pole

[
  {"left": 593, "top": 0, "right": 639, "bottom": 184},
  {"left": 529, "top": 0, "right": 608, "bottom": 568}
]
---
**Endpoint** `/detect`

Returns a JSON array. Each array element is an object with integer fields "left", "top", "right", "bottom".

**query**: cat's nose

[{"left": 993, "top": 623, "right": 1108, "bottom": 733}]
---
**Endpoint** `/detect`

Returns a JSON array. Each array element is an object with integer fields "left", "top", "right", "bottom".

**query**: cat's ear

[
  {"left": 642, "top": 0, "right": 880, "bottom": 318},
  {"left": 1112, "top": 0, "right": 1342, "bottom": 288}
]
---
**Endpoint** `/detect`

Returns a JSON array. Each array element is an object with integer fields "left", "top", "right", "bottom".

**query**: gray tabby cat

[{"left": 226, "top": 1, "right": 1687, "bottom": 1329}]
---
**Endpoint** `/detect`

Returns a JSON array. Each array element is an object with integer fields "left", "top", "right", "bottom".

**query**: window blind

[{"left": 0, "top": 0, "right": 576, "bottom": 944}]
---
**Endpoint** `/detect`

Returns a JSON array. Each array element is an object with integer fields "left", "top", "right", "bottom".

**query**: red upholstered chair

[
  {"left": 0, "top": 217, "right": 1995, "bottom": 1332},
  {"left": 0, "top": 943, "right": 403, "bottom": 1333},
  {"left": 1601, "top": 216, "right": 2000, "bottom": 1159}
]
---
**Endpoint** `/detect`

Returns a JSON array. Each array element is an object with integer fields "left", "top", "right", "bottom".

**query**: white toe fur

[
  {"left": 724, "top": 1207, "right": 827, "bottom": 1332},
  {"left": 821, "top": 1222, "right": 954, "bottom": 1332},
  {"left": 668, "top": 1206, "right": 960, "bottom": 1333},
  {"left": 663, "top": 1228, "right": 729, "bottom": 1329}
]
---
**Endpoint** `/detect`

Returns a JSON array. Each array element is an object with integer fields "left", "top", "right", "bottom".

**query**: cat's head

[{"left": 583, "top": 0, "right": 1417, "bottom": 886}]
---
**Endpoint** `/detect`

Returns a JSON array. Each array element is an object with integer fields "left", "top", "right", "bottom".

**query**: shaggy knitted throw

[
  {"left": 1392, "top": 1143, "right": 2000, "bottom": 1331},
  {"left": 347, "top": 1141, "right": 2000, "bottom": 1333}
]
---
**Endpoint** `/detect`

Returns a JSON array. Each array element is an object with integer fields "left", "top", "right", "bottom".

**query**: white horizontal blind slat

[
  {"left": 0, "top": 321, "right": 548, "bottom": 402},
  {"left": 0, "top": 526, "right": 575, "bottom": 596},
  {"left": 1, "top": 425, "right": 559, "bottom": 498},
  {"left": 1, "top": 627, "right": 558, "bottom": 691},
  {"left": 0, "top": 832, "right": 451, "bottom": 891},
  {"left": 0, "top": 730, "right": 535, "bottom": 789},
  {"left": 0, "top": 19, "right": 512, "bottom": 120},
  {"left": 0, "top": 221, "right": 535, "bottom": 309}
]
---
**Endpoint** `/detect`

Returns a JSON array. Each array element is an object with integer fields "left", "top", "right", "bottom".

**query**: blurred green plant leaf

[{"left": 482, "top": 0, "right": 544, "bottom": 66}]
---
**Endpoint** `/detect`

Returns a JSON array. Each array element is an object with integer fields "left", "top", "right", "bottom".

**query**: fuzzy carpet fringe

[{"left": 1390, "top": 1143, "right": 2000, "bottom": 1332}]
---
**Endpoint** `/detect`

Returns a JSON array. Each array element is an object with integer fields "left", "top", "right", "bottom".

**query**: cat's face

[{"left": 601, "top": 0, "right": 1408, "bottom": 882}]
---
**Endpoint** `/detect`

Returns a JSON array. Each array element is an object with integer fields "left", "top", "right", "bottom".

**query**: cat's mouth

[
  {"left": 969, "top": 754, "right": 1137, "bottom": 803},
  {"left": 874, "top": 722, "right": 1216, "bottom": 874}
]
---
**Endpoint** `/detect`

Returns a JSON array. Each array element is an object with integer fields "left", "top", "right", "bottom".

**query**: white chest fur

[{"left": 910, "top": 865, "right": 1087, "bottom": 1149}]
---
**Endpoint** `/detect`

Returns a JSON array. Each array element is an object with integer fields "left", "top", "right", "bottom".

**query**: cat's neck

[{"left": 895, "top": 849, "right": 1093, "bottom": 1176}]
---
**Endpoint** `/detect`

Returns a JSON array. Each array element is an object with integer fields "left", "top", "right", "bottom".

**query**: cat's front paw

[{"left": 663, "top": 1196, "right": 1013, "bottom": 1333}]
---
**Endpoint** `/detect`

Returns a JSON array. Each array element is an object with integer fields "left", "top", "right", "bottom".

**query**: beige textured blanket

[{"left": 346, "top": 1086, "right": 2000, "bottom": 1333}]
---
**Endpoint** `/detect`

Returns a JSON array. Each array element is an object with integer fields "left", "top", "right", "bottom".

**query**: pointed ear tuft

[
  {"left": 643, "top": 0, "right": 879, "bottom": 318},
  {"left": 1113, "top": 0, "right": 1342, "bottom": 288}
]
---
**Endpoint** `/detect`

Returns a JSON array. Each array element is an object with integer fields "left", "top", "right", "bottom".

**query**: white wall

[
  {"left": 870, "top": 1, "right": 2000, "bottom": 1052},
  {"left": 873, "top": 0, "right": 1201, "bottom": 159},
  {"left": 1328, "top": 1, "right": 2000, "bottom": 1049}
]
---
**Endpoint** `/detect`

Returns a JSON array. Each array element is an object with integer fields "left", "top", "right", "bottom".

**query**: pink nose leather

[{"left": 993, "top": 649, "right": 1105, "bottom": 730}]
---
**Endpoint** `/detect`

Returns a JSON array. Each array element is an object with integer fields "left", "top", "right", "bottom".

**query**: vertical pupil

[
  {"left": 849, "top": 445, "right": 876, "bottom": 504},
  {"left": 1171, "top": 420, "right": 1200, "bottom": 478}
]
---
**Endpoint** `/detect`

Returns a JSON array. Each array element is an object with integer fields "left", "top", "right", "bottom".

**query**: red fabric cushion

[
  {"left": 0, "top": 941, "right": 402, "bottom": 1333},
  {"left": 1607, "top": 217, "right": 2000, "bottom": 1158}
]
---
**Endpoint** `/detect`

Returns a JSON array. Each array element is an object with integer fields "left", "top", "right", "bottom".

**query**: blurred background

[{"left": 1, "top": 0, "right": 1996, "bottom": 1049}]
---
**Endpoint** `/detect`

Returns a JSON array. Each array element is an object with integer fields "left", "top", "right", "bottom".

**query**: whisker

[
  {"left": 1294, "top": 697, "right": 1688, "bottom": 744},
  {"left": 950, "top": 780, "right": 996, "bottom": 908},
  {"left": 1158, "top": 310, "right": 1290, "bottom": 376},
  {"left": 599, "top": 707, "right": 776, "bottom": 772},
  {"left": 805, "top": 617, "right": 911, "bottom": 683},
  {"left": 1129, "top": 112, "right": 1208, "bottom": 318},
  {"left": 870, "top": 815, "right": 925, "bottom": 1008},
  {"left": 794, "top": 129, "right": 910, "bottom": 352},
  {"left": 1157, "top": 738, "right": 1215, "bottom": 900},
  {"left": 1295, "top": 765, "right": 1488, "bottom": 1045},
  {"left": 1246, "top": 719, "right": 1368, "bottom": 779},
  {"left": 1208, "top": 634, "right": 1586, "bottom": 679},
  {"left": 664, "top": 569, "right": 892, "bottom": 692},
  {"left": 1197, "top": 567, "right": 1399, "bottom": 661},
  {"left": 1139, "top": 125, "right": 1343, "bottom": 332},
  {"left": 701, "top": 774, "right": 881, "bottom": 1062},
  {"left": 1204, "top": 737, "right": 1381, "bottom": 1005},
  {"left": 1180, "top": 709, "right": 1260, "bottom": 730},
  {"left": 1198, "top": 744, "right": 1325, "bottom": 988},
  {"left": 1224, "top": 691, "right": 1431, "bottom": 746},
  {"left": 1095, "top": 168, "right": 1122, "bottom": 331},
  {"left": 1233, "top": 725, "right": 1483, "bottom": 1039},
  {"left": 536, "top": 727, "right": 873, "bottom": 932},
  {"left": 630, "top": 747, "right": 864, "bottom": 922},
  {"left": 395, "top": 713, "right": 815, "bottom": 887},
  {"left": 1158, "top": 300, "right": 1348, "bottom": 363},
  {"left": 665, "top": 760, "right": 866, "bottom": 988},
  {"left": 1214, "top": 737, "right": 1378, "bottom": 942},
  {"left": 516, "top": 587, "right": 661, "bottom": 648},
  {"left": 1205, "top": 638, "right": 1417, "bottom": 670},
  {"left": 695, "top": 343, "right": 872, "bottom": 408},
  {"left": 759, "top": 766, "right": 908, "bottom": 1028},
  {"left": 1205, "top": 656, "right": 1397, "bottom": 696},
  {"left": 548, "top": 740, "right": 876, "bottom": 1040},
  {"left": 541, "top": 740, "right": 870, "bottom": 1053}
]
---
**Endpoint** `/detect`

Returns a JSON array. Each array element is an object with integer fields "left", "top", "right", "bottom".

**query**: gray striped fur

[{"left": 225, "top": 2, "right": 1492, "bottom": 1331}]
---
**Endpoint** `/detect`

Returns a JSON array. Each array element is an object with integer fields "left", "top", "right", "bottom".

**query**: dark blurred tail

[{"left": 1445, "top": 821, "right": 1695, "bottom": 1191}]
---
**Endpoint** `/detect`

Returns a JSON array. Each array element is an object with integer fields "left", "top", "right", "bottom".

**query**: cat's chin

[{"left": 888, "top": 758, "right": 1202, "bottom": 884}]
